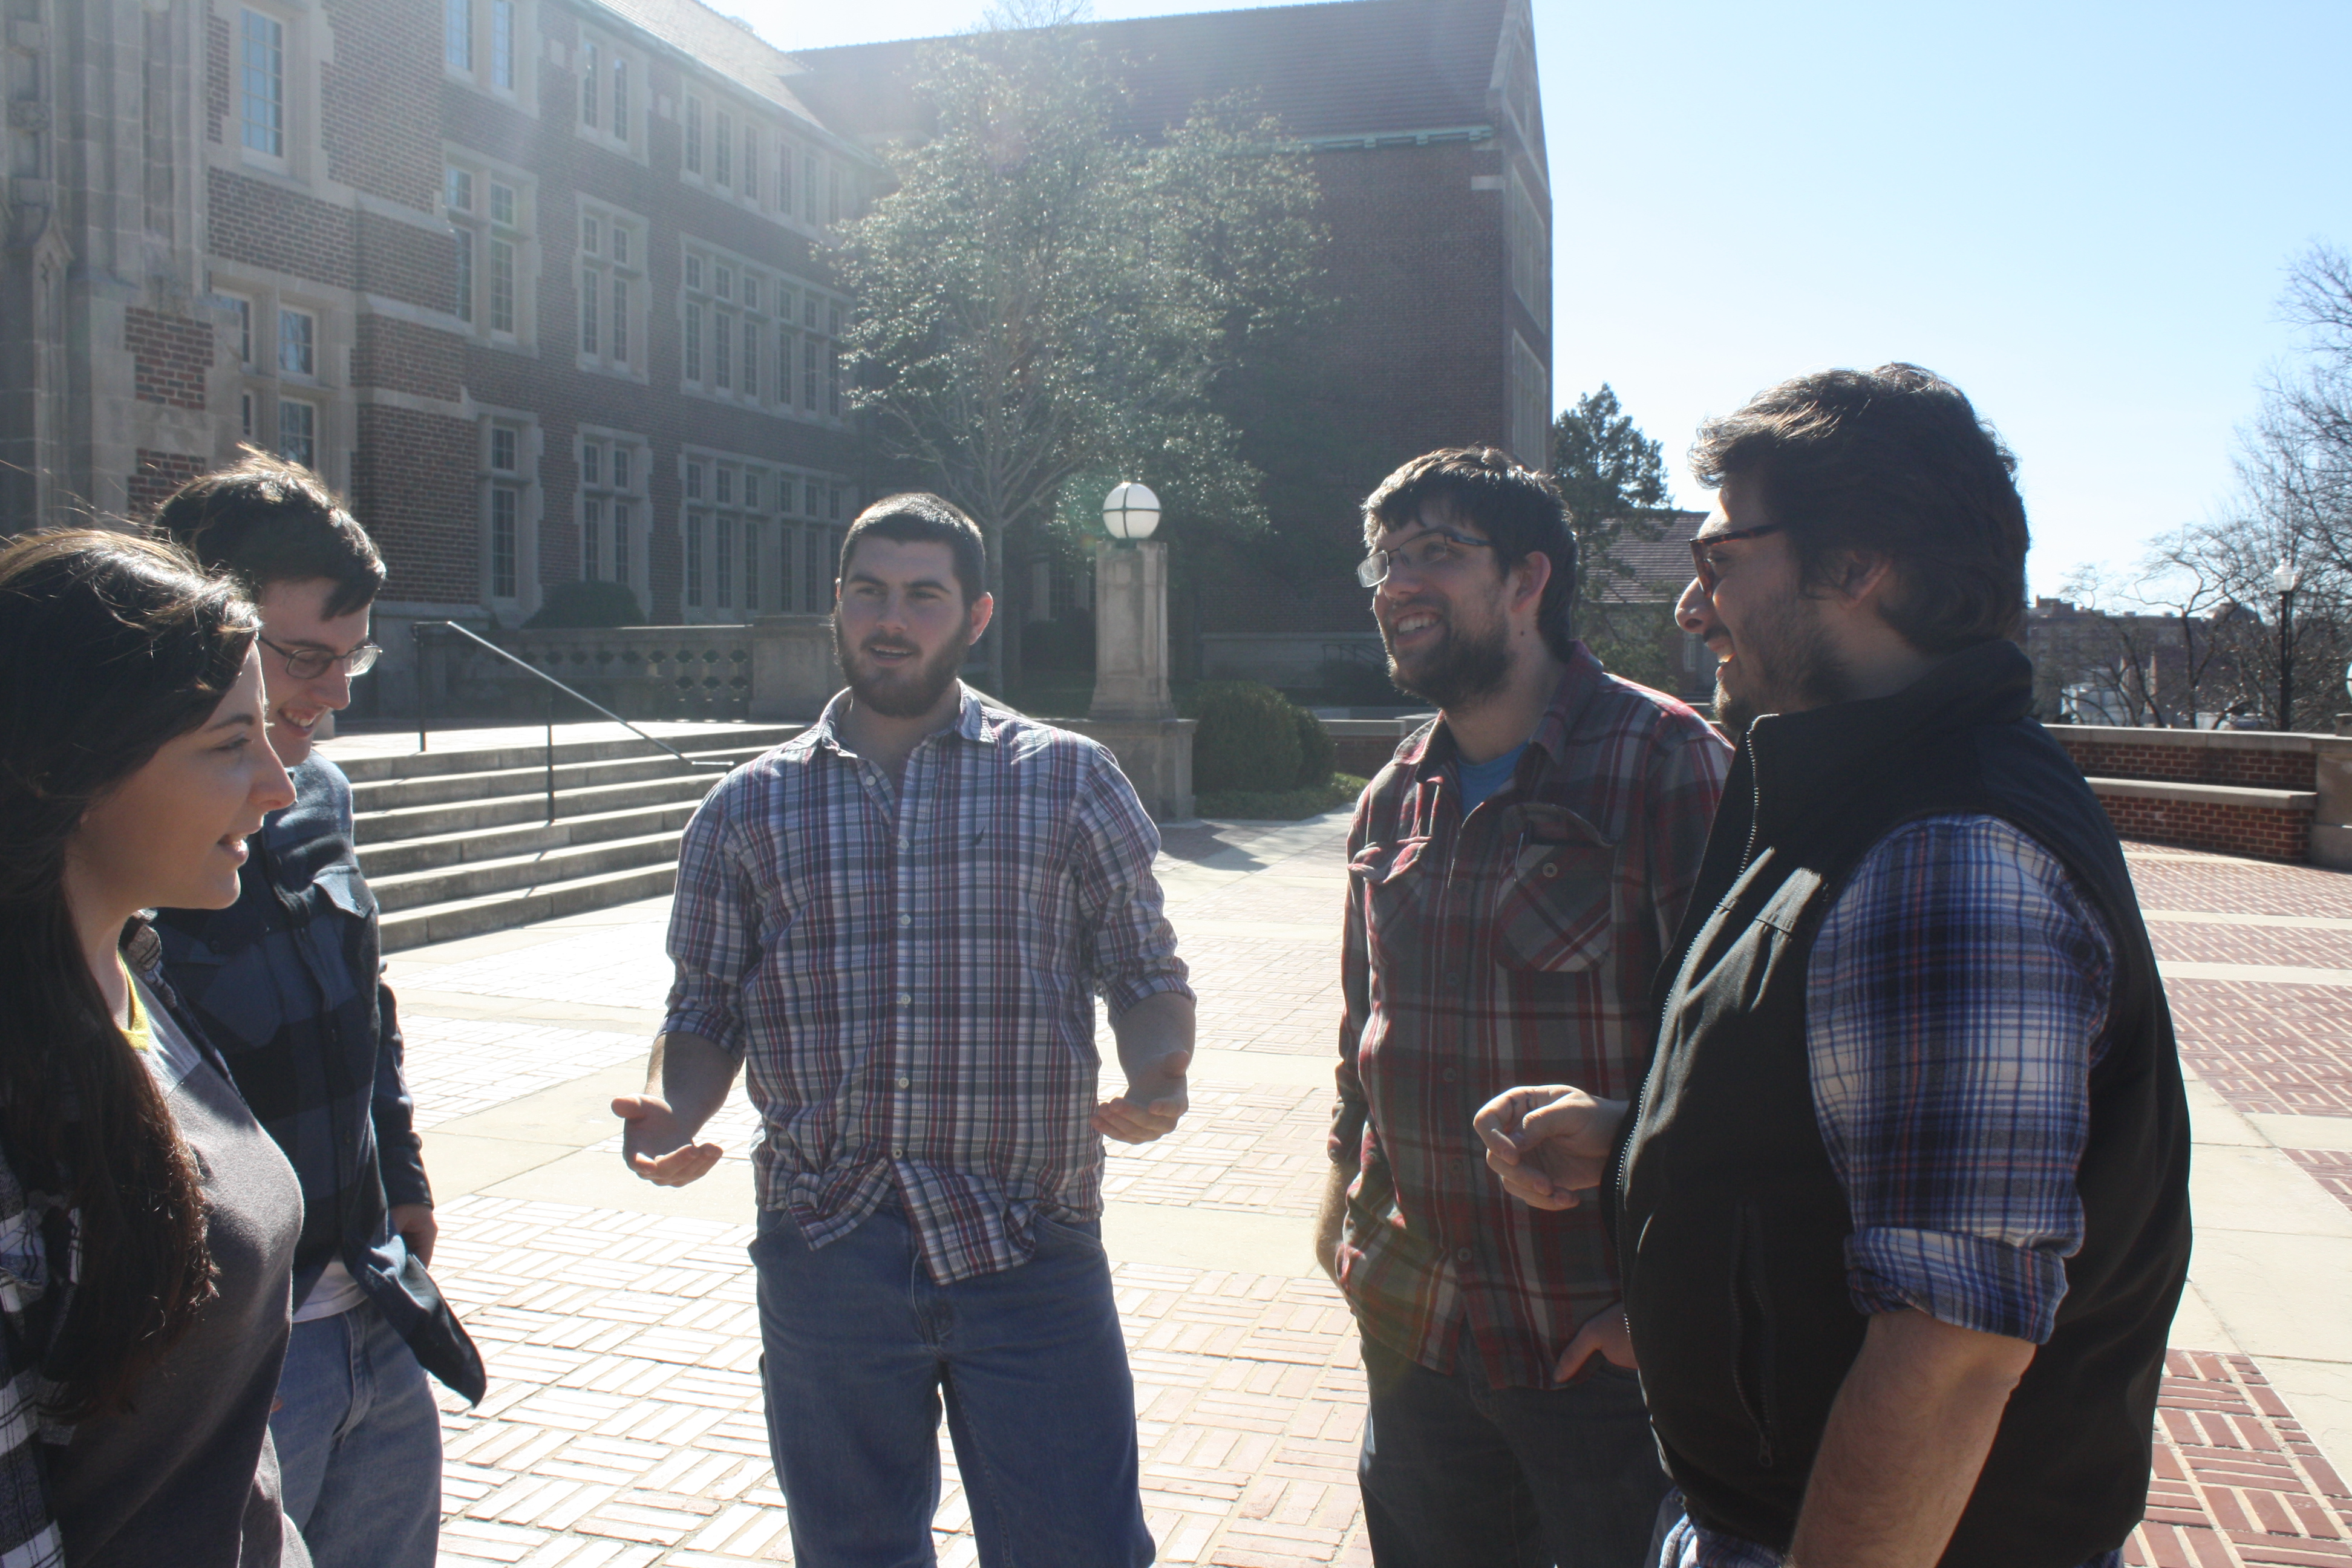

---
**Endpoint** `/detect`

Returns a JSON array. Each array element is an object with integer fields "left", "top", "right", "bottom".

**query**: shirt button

[
  {"left": 897, "top": 912, "right": 911, "bottom": 927},
  {"left": 897, "top": 835, "right": 910, "bottom": 850},
  {"left": 896, "top": 1076, "right": 911, "bottom": 1089},
  {"left": 897, "top": 991, "right": 912, "bottom": 1006},
  {"left": 1455, "top": 1247, "right": 1473, "bottom": 1264},
  {"left": 1541, "top": 862, "right": 1560, "bottom": 878},
  {"left": 891, "top": 1146, "right": 905, "bottom": 1159},
  {"left": 1441, "top": 1068, "right": 1457, "bottom": 1084}
]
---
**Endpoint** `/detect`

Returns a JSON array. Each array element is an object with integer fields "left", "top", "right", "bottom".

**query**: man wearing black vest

[{"left": 1475, "top": 364, "right": 2190, "bottom": 1568}]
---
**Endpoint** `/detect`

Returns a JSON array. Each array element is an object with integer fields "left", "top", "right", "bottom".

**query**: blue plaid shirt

[
  {"left": 154, "top": 757, "right": 484, "bottom": 1402},
  {"left": 1676, "top": 814, "right": 2120, "bottom": 1568}
]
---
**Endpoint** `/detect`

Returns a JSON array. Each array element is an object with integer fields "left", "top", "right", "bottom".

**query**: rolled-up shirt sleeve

[
  {"left": 1806, "top": 815, "right": 2114, "bottom": 1345},
  {"left": 662, "top": 781, "right": 757, "bottom": 1059},
  {"left": 1072, "top": 749, "right": 1191, "bottom": 1015}
]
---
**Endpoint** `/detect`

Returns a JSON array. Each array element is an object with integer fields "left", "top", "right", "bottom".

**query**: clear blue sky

[{"left": 737, "top": 0, "right": 2352, "bottom": 593}]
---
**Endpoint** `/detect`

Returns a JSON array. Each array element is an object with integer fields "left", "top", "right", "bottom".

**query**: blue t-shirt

[{"left": 1454, "top": 740, "right": 1527, "bottom": 814}]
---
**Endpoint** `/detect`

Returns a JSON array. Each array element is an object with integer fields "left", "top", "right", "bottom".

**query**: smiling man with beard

[
  {"left": 613, "top": 492, "right": 1194, "bottom": 1567},
  {"left": 1318, "top": 448, "right": 1731, "bottom": 1567},
  {"left": 1477, "top": 367, "right": 2191, "bottom": 1568}
]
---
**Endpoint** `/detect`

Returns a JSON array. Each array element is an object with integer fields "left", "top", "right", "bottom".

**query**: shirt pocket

[
  {"left": 312, "top": 861, "right": 377, "bottom": 922},
  {"left": 1492, "top": 805, "right": 1619, "bottom": 973},
  {"left": 1350, "top": 837, "right": 1432, "bottom": 973}
]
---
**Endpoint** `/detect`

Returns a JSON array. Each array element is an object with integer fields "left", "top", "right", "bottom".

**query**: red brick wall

[
  {"left": 208, "top": 167, "right": 359, "bottom": 289},
  {"left": 354, "top": 315, "right": 464, "bottom": 401},
  {"left": 128, "top": 450, "right": 210, "bottom": 519},
  {"left": 2092, "top": 791, "right": 2312, "bottom": 864},
  {"left": 2054, "top": 733, "right": 2318, "bottom": 792},
  {"left": 127, "top": 307, "right": 213, "bottom": 410},
  {"left": 354, "top": 405, "right": 479, "bottom": 604},
  {"left": 319, "top": 0, "right": 442, "bottom": 212}
]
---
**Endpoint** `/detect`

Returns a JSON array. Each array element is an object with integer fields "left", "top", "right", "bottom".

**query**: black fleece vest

[{"left": 1615, "top": 640, "right": 2191, "bottom": 1567}]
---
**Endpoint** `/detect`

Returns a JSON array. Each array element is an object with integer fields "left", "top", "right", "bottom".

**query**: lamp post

[
  {"left": 1082, "top": 480, "right": 1193, "bottom": 818},
  {"left": 2275, "top": 560, "right": 2301, "bottom": 731},
  {"left": 1102, "top": 480, "right": 1161, "bottom": 544}
]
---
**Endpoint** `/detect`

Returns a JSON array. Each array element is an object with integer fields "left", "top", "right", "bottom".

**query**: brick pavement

[{"left": 391, "top": 822, "right": 2352, "bottom": 1565}]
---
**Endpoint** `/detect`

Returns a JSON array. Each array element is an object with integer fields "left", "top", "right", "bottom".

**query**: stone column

[
  {"left": 750, "top": 614, "right": 844, "bottom": 721},
  {"left": 1070, "top": 540, "right": 1195, "bottom": 820},
  {"left": 1089, "top": 540, "right": 1174, "bottom": 719}
]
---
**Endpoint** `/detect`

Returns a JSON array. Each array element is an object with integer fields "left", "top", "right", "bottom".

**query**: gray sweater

[{"left": 50, "top": 978, "right": 309, "bottom": 1567}]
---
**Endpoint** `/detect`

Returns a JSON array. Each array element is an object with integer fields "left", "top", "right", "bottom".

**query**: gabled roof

[
  {"left": 1592, "top": 510, "right": 1705, "bottom": 604},
  {"left": 586, "top": 0, "right": 829, "bottom": 129},
  {"left": 786, "top": 0, "right": 1509, "bottom": 146}
]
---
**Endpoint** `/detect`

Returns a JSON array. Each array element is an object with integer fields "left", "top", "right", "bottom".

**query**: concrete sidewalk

[{"left": 394, "top": 821, "right": 2352, "bottom": 1566}]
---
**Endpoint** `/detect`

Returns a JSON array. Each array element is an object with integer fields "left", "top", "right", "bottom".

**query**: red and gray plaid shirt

[
  {"left": 1333, "top": 645, "right": 1730, "bottom": 1388},
  {"left": 663, "top": 687, "right": 1191, "bottom": 1285}
]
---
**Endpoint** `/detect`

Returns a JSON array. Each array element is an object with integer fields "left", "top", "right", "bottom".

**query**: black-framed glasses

[
  {"left": 259, "top": 633, "right": 382, "bottom": 680},
  {"left": 1688, "top": 523, "right": 1785, "bottom": 593},
  {"left": 1357, "top": 528, "right": 1500, "bottom": 589}
]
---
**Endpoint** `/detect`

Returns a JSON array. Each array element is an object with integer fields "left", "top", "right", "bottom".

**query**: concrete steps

[{"left": 325, "top": 723, "right": 801, "bottom": 952}]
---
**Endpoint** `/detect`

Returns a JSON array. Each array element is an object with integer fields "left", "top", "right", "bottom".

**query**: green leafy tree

[
  {"left": 838, "top": 11, "right": 1324, "bottom": 690},
  {"left": 1550, "top": 384, "right": 1676, "bottom": 688}
]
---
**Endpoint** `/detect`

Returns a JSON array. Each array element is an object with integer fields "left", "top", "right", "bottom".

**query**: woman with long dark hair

[{"left": 0, "top": 529, "right": 307, "bottom": 1565}]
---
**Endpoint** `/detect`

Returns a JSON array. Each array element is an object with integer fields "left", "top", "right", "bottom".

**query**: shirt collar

[{"left": 797, "top": 682, "right": 999, "bottom": 760}]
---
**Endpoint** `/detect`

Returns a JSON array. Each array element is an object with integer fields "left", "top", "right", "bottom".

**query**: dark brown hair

[
  {"left": 840, "top": 492, "right": 989, "bottom": 604},
  {"left": 1361, "top": 446, "right": 1578, "bottom": 664},
  {"left": 1688, "top": 364, "right": 2030, "bottom": 653},
  {"left": 149, "top": 448, "right": 385, "bottom": 617},
  {"left": 0, "top": 530, "right": 255, "bottom": 1419}
]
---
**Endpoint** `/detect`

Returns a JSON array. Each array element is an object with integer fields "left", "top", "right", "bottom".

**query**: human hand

[
  {"left": 612, "top": 1093, "right": 725, "bottom": 1184},
  {"left": 1471, "top": 1085, "right": 1628, "bottom": 1210},
  {"left": 1556, "top": 1299, "right": 1637, "bottom": 1382},
  {"left": 389, "top": 1203, "right": 438, "bottom": 1267},
  {"left": 1092, "top": 1048, "right": 1191, "bottom": 1144}
]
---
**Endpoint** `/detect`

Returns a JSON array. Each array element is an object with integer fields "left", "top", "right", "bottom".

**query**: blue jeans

[
  {"left": 751, "top": 1203, "right": 1154, "bottom": 1568},
  {"left": 1358, "top": 1333, "right": 1669, "bottom": 1568},
  {"left": 269, "top": 1301, "right": 444, "bottom": 1568}
]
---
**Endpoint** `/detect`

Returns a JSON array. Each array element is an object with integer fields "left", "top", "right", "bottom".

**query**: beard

[
  {"left": 833, "top": 613, "right": 970, "bottom": 719},
  {"left": 1383, "top": 606, "right": 1511, "bottom": 710},
  {"left": 1713, "top": 592, "right": 1851, "bottom": 738}
]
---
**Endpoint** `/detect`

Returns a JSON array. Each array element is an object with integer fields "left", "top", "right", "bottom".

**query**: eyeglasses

[
  {"left": 258, "top": 634, "right": 382, "bottom": 680},
  {"left": 1357, "top": 528, "right": 1500, "bottom": 589},
  {"left": 1688, "top": 523, "right": 1785, "bottom": 593}
]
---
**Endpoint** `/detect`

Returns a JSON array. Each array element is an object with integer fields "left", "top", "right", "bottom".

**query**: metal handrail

[{"left": 413, "top": 620, "right": 731, "bottom": 822}]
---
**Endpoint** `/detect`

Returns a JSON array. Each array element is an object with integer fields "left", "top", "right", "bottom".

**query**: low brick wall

[
  {"left": 2056, "top": 733, "right": 2318, "bottom": 792},
  {"left": 1323, "top": 716, "right": 1432, "bottom": 779},
  {"left": 2089, "top": 789, "right": 2313, "bottom": 863}
]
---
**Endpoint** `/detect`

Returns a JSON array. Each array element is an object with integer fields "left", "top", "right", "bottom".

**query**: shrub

[
  {"left": 1292, "top": 705, "right": 1335, "bottom": 788},
  {"left": 1023, "top": 609, "right": 1096, "bottom": 671},
  {"left": 1187, "top": 680, "right": 1302, "bottom": 794},
  {"left": 526, "top": 580, "right": 645, "bottom": 628},
  {"left": 1316, "top": 657, "right": 1402, "bottom": 706}
]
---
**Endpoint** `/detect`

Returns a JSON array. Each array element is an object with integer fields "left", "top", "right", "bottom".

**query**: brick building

[
  {"left": 3, "top": 0, "right": 1546, "bottom": 708},
  {"left": 794, "top": 0, "right": 1553, "bottom": 687}
]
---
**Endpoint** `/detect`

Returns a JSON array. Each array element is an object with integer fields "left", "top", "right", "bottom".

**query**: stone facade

[{"left": 5, "top": 0, "right": 1551, "bottom": 711}]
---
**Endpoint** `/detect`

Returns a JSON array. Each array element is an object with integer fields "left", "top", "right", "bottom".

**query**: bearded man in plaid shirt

[
  {"left": 1316, "top": 448, "right": 1731, "bottom": 1566},
  {"left": 615, "top": 493, "right": 1193, "bottom": 1568}
]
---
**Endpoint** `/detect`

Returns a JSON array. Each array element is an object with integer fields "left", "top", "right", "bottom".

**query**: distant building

[{"left": 3, "top": 0, "right": 1545, "bottom": 711}]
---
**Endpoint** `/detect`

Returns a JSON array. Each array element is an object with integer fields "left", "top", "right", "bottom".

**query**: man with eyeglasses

[
  {"left": 1478, "top": 367, "right": 2189, "bottom": 1568},
  {"left": 152, "top": 451, "right": 482, "bottom": 1568},
  {"left": 1321, "top": 447, "right": 1730, "bottom": 1566}
]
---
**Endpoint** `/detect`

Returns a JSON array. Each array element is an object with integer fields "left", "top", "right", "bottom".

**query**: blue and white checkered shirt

[{"left": 1670, "top": 814, "right": 2123, "bottom": 1568}]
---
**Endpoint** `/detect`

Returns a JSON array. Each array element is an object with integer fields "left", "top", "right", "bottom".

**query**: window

[
  {"left": 240, "top": 391, "right": 255, "bottom": 439},
  {"left": 491, "top": 485, "right": 518, "bottom": 597},
  {"left": 777, "top": 138, "right": 793, "bottom": 211},
  {"left": 684, "top": 96, "right": 702, "bottom": 174},
  {"left": 716, "top": 514, "right": 734, "bottom": 608},
  {"left": 1509, "top": 332, "right": 1547, "bottom": 469},
  {"left": 612, "top": 56, "right": 628, "bottom": 139},
  {"left": 278, "top": 307, "right": 314, "bottom": 376},
  {"left": 279, "top": 399, "right": 315, "bottom": 467},
  {"left": 445, "top": 0, "right": 471, "bottom": 70},
  {"left": 579, "top": 41, "right": 597, "bottom": 127},
  {"left": 802, "top": 151, "right": 817, "bottom": 223},
  {"left": 742, "top": 126, "right": 759, "bottom": 207},
  {"left": 579, "top": 203, "right": 642, "bottom": 374},
  {"left": 490, "top": 0, "right": 513, "bottom": 88},
  {"left": 240, "top": 10, "right": 284, "bottom": 158},
  {"left": 578, "top": 432, "right": 645, "bottom": 595},
  {"left": 685, "top": 511, "right": 705, "bottom": 607},
  {"left": 489, "top": 185, "right": 517, "bottom": 335},
  {"left": 714, "top": 110, "right": 733, "bottom": 189},
  {"left": 491, "top": 425, "right": 517, "bottom": 471},
  {"left": 682, "top": 244, "right": 780, "bottom": 407},
  {"left": 224, "top": 296, "right": 252, "bottom": 364},
  {"left": 743, "top": 520, "right": 760, "bottom": 612}
]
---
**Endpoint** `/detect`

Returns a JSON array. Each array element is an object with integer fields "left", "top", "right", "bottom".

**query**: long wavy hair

[{"left": 0, "top": 530, "right": 259, "bottom": 1419}]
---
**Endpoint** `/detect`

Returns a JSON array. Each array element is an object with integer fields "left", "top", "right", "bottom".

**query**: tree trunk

[{"left": 982, "top": 521, "right": 1006, "bottom": 697}]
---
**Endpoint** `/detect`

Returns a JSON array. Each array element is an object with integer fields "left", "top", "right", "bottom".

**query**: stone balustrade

[{"left": 419, "top": 616, "right": 843, "bottom": 725}]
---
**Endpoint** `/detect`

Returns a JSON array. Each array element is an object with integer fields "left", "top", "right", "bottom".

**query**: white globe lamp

[{"left": 1102, "top": 481, "right": 1161, "bottom": 542}]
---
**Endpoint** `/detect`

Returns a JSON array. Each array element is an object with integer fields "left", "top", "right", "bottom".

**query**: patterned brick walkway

[{"left": 396, "top": 825, "right": 2352, "bottom": 1566}]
